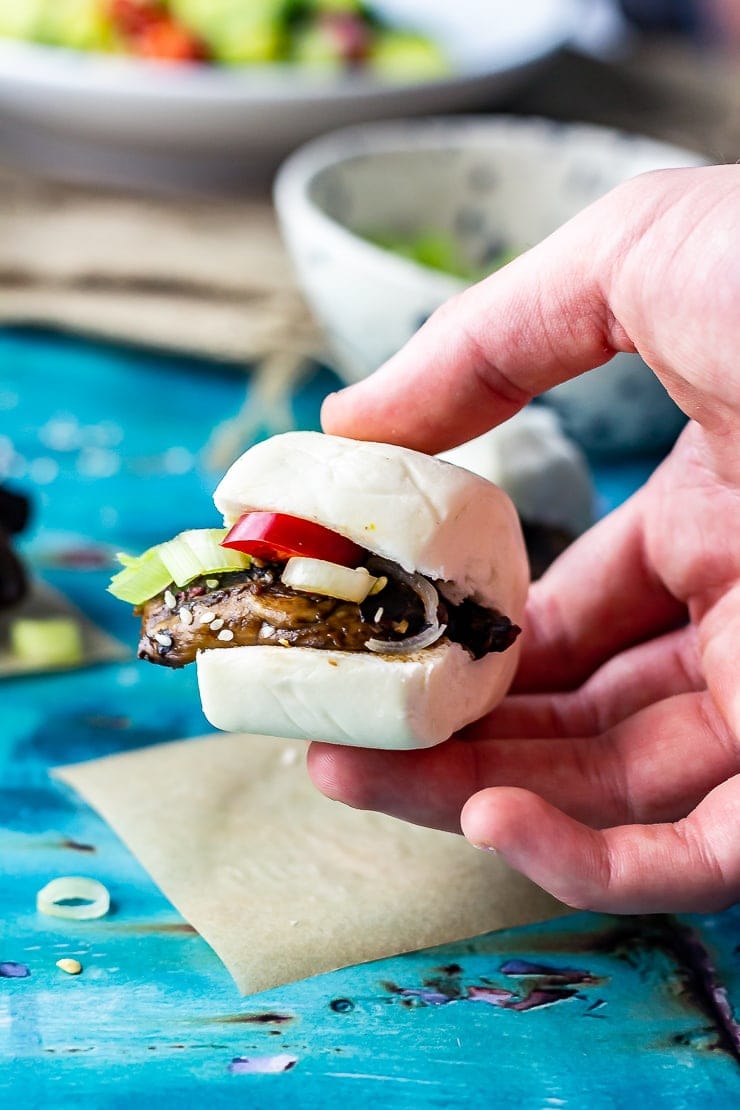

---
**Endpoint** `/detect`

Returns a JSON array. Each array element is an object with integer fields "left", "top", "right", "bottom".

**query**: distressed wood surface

[{"left": 1, "top": 328, "right": 739, "bottom": 1106}]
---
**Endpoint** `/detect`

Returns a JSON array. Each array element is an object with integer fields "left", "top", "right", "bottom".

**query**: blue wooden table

[{"left": 1, "top": 327, "right": 739, "bottom": 1107}]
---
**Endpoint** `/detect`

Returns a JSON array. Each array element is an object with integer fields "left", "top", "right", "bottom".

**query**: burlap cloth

[{"left": 1, "top": 41, "right": 737, "bottom": 368}]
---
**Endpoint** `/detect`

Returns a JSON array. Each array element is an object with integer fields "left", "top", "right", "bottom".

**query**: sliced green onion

[
  {"left": 114, "top": 551, "right": 138, "bottom": 567},
  {"left": 10, "top": 618, "right": 84, "bottom": 667},
  {"left": 158, "top": 529, "right": 251, "bottom": 588},
  {"left": 180, "top": 529, "right": 252, "bottom": 579},
  {"left": 36, "top": 876, "right": 110, "bottom": 921},
  {"left": 108, "top": 546, "right": 173, "bottom": 604},
  {"left": 157, "top": 534, "right": 207, "bottom": 588},
  {"left": 108, "top": 529, "right": 252, "bottom": 605}
]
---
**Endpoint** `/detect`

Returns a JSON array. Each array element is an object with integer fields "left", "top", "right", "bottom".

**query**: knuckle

[
  {"left": 572, "top": 732, "right": 633, "bottom": 828},
  {"left": 675, "top": 817, "right": 728, "bottom": 892},
  {"left": 429, "top": 290, "right": 468, "bottom": 329},
  {"left": 431, "top": 292, "right": 533, "bottom": 410},
  {"left": 562, "top": 837, "right": 615, "bottom": 912},
  {"left": 525, "top": 588, "right": 585, "bottom": 690}
]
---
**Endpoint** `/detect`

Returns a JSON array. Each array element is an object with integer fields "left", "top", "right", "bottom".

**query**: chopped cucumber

[
  {"left": 365, "top": 229, "right": 521, "bottom": 283},
  {"left": 11, "top": 617, "right": 84, "bottom": 668},
  {"left": 307, "top": 1, "right": 366, "bottom": 14},
  {"left": 169, "top": 0, "right": 287, "bottom": 63},
  {"left": 37, "top": 0, "right": 115, "bottom": 52},
  {"left": 291, "top": 24, "right": 345, "bottom": 69},
  {"left": 0, "top": 0, "right": 45, "bottom": 40},
  {"left": 369, "top": 31, "right": 449, "bottom": 82}
]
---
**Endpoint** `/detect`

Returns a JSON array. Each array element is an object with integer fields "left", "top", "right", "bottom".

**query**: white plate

[{"left": 0, "top": 0, "right": 583, "bottom": 191}]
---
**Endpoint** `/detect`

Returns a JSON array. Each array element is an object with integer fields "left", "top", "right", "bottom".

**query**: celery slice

[
  {"left": 11, "top": 618, "right": 84, "bottom": 667},
  {"left": 158, "top": 529, "right": 251, "bottom": 588},
  {"left": 184, "top": 529, "right": 252, "bottom": 576},
  {"left": 157, "top": 533, "right": 209, "bottom": 588},
  {"left": 108, "top": 547, "right": 173, "bottom": 604},
  {"left": 108, "top": 529, "right": 251, "bottom": 604}
]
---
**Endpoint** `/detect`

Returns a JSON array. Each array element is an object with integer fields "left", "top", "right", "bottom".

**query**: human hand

[{"left": 308, "top": 165, "right": 740, "bottom": 914}]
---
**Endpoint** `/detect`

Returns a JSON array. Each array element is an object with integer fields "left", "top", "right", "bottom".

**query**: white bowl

[
  {"left": 0, "top": 0, "right": 582, "bottom": 190},
  {"left": 274, "top": 116, "right": 707, "bottom": 454}
]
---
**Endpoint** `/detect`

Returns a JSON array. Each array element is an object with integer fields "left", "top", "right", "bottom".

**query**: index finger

[
  {"left": 321, "top": 166, "right": 731, "bottom": 453},
  {"left": 320, "top": 180, "right": 638, "bottom": 452}
]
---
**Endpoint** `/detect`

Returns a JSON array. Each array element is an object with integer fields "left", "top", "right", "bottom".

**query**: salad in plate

[{"left": 0, "top": 0, "right": 449, "bottom": 76}]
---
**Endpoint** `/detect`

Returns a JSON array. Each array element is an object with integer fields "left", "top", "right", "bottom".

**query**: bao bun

[{"left": 197, "top": 432, "right": 529, "bottom": 750}]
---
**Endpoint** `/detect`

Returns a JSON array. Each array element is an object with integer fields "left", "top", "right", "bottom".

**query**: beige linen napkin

[
  {"left": 55, "top": 732, "right": 566, "bottom": 994},
  {"left": 2, "top": 43, "right": 735, "bottom": 371},
  {"left": 0, "top": 170, "right": 320, "bottom": 364}
]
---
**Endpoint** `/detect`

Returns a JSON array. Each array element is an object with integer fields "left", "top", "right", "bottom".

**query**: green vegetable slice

[
  {"left": 108, "top": 528, "right": 252, "bottom": 605},
  {"left": 10, "top": 617, "right": 84, "bottom": 667},
  {"left": 158, "top": 528, "right": 251, "bottom": 587},
  {"left": 108, "top": 546, "right": 173, "bottom": 605}
]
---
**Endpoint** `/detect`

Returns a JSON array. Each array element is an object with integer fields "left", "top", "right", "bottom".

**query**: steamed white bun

[{"left": 200, "top": 431, "right": 529, "bottom": 749}]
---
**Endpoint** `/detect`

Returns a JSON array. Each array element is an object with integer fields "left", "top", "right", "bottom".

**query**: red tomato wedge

[{"left": 221, "top": 512, "right": 364, "bottom": 566}]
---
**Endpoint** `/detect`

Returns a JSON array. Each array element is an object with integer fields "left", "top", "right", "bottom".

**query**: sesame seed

[
  {"left": 56, "top": 958, "right": 82, "bottom": 975},
  {"left": 278, "top": 638, "right": 290, "bottom": 648},
  {"left": 198, "top": 610, "right": 216, "bottom": 624},
  {"left": 179, "top": 608, "right": 193, "bottom": 626},
  {"left": 154, "top": 631, "right": 173, "bottom": 647},
  {"left": 210, "top": 617, "right": 224, "bottom": 631},
  {"left": 164, "top": 590, "right": 177, "bottom": 610},
  {"left": 217, "top": 629, "right": 234, "bottom": 642},
  {"left": 374, "top": 607, "right": 384, "bottom": 623},
  {"left": 205, "top": 578, "right": 219, "bottom": 589}
]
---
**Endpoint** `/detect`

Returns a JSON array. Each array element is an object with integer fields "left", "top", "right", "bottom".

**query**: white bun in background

[
  {"left": 213, "top": 431, "right": 528, "bottom": 610},
  {"left": 200, "top": 431, "right": 529, "bottom": 750},
  {"left": 437, "top": 406, "right": 595, "bottom": 537}
]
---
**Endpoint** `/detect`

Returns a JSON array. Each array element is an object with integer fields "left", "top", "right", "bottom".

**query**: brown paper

[{"left": 56, "top": 732, "right": 566, "bottom": 994}]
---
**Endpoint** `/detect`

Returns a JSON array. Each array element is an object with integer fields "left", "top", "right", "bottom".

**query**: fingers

[
  {"left": 322, "top": 166, "right": 739, "bottom": 451},
  {"left": 307, "top": 739, "right": 475, "bottom": 835},
  {"left": 485, "top": 624, "right": 700, "bottom": 738},
  {"left": 460, "top": 774, "right": 740, "bottom": 914},
  {"left": 513, "top": 484, "right": 686, "bottom": 693},
  {"left": 701, "top": 583, "right": 740, "bottom": 738},
  {"left": 308, "top": 689, "right": 738, "bottom": 834},
  {"left": 322, "top": 199, "right": 629, "bottom": 452}
]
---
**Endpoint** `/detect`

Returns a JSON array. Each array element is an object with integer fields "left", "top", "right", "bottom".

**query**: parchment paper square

[{"left": 56, "top": 732, "right": 567, "bottom": 994}]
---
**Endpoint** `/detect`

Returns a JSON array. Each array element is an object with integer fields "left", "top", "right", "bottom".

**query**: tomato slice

[{"left": 221, "top": 512, "right": 364, "bottom": 567}]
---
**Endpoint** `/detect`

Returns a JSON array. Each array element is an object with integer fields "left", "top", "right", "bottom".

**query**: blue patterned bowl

[{"left": 275, "top": 116, "right": 706, "bottom": 455}]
